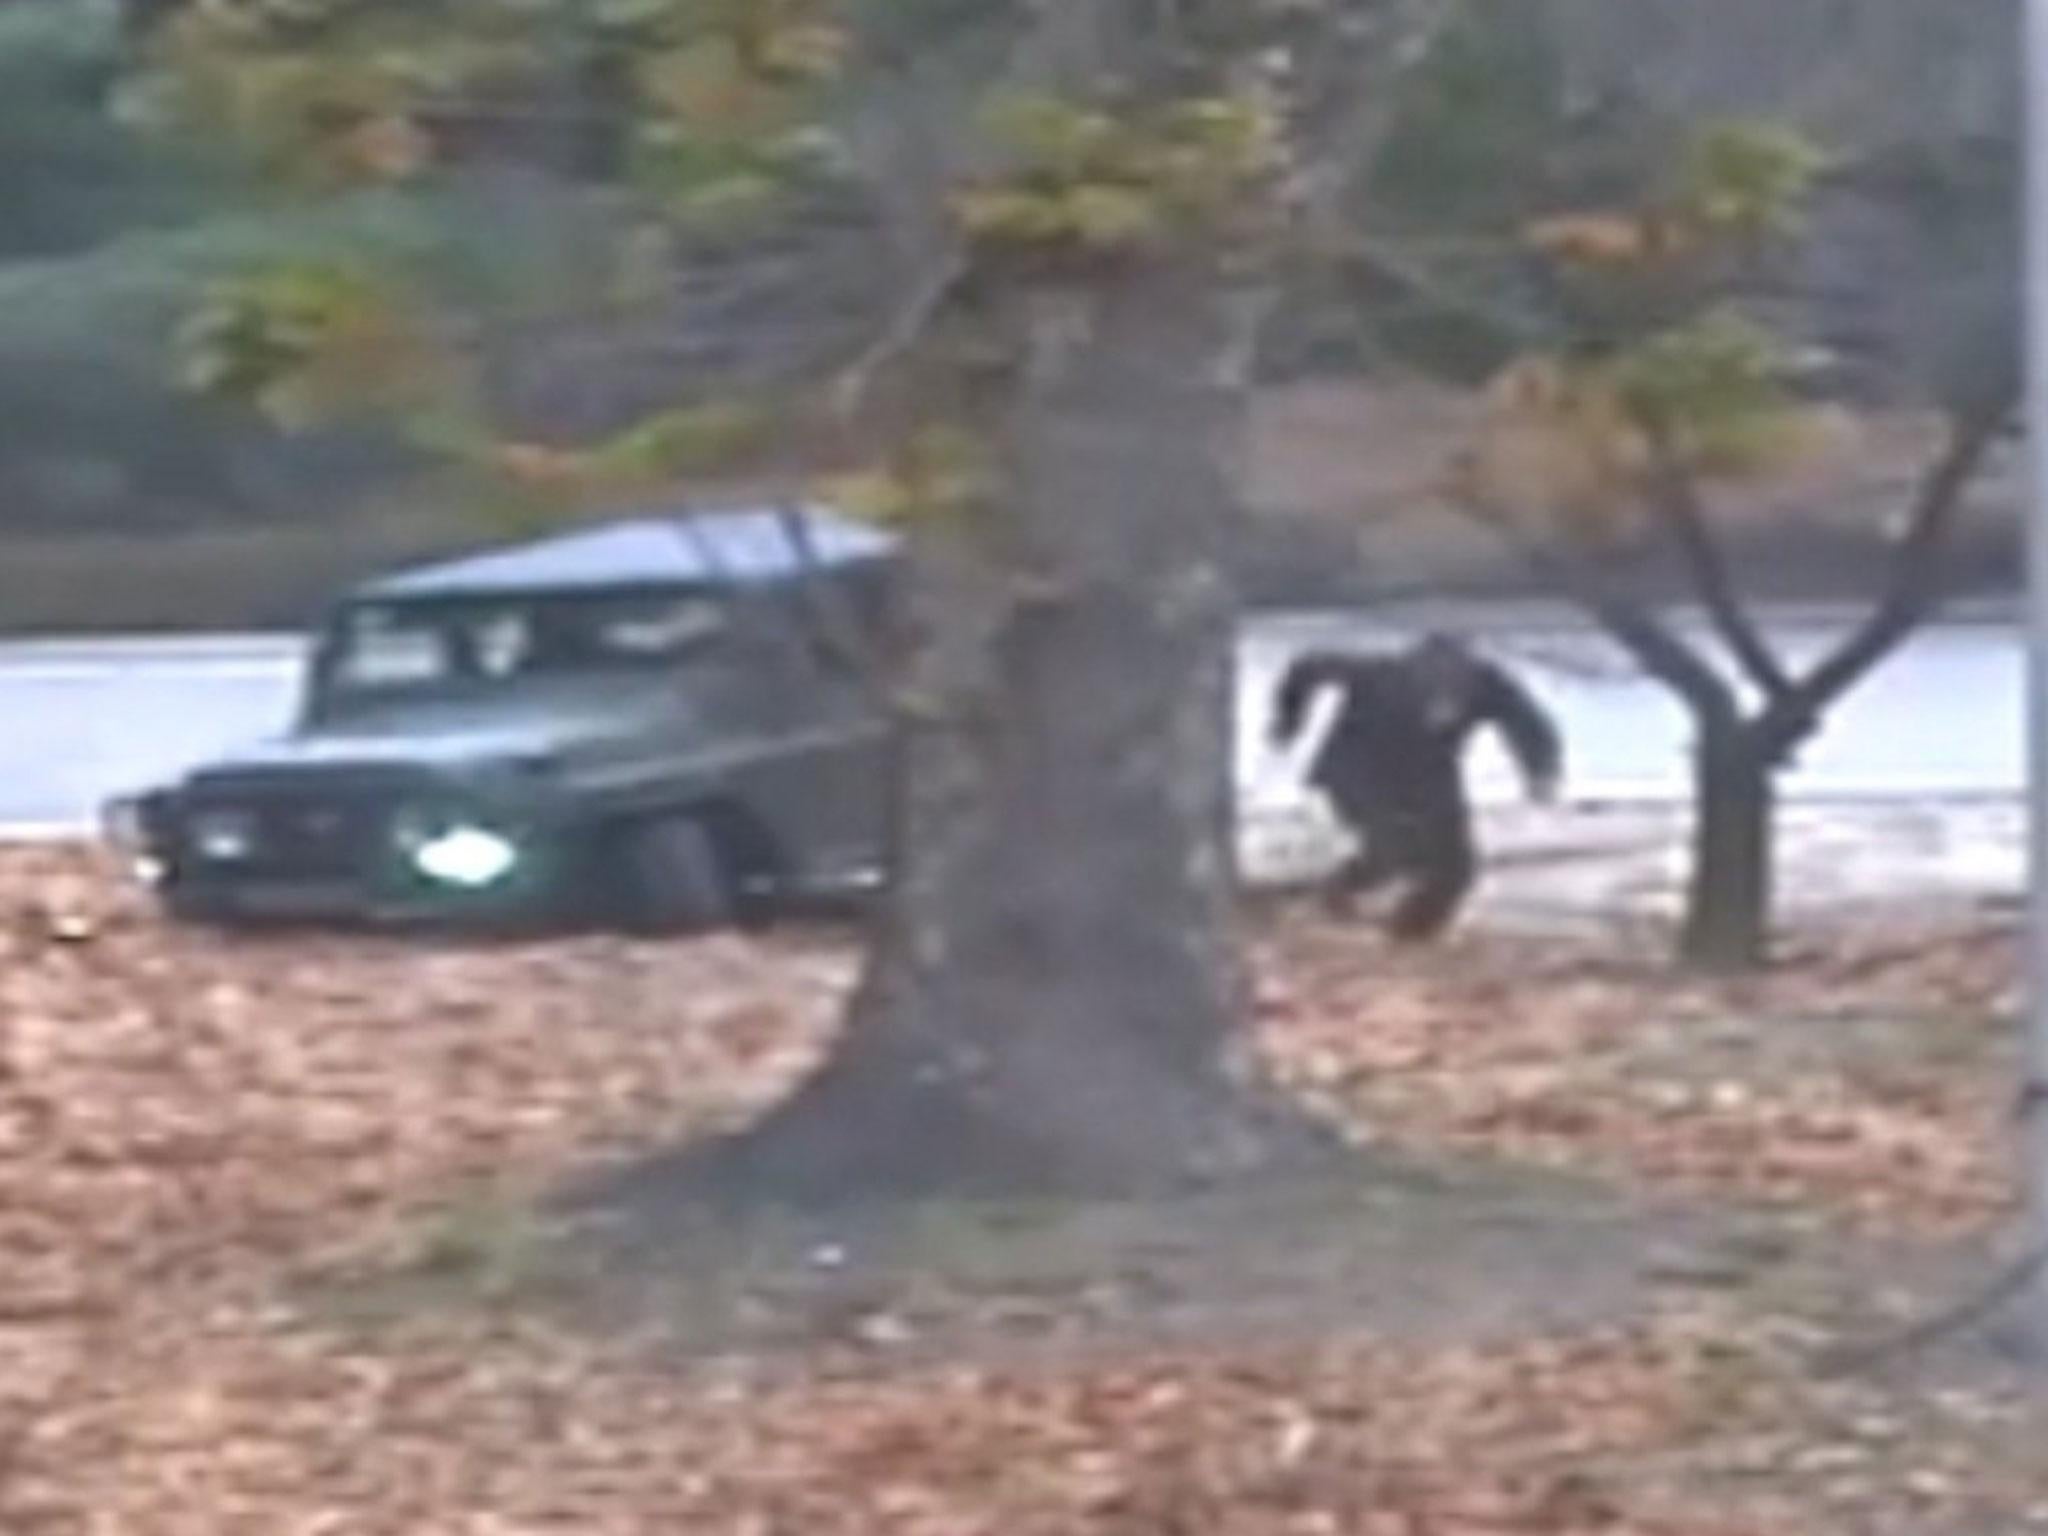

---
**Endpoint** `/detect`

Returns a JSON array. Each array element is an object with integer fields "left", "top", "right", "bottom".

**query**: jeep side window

[
  {"left": 522, "top": 593, "right": 730, "bottom": 674},
  {"left": 470, "top": 611, "right": 532, "bottom": 677},
  {"left": 333, "top": 606, "right": 449, "bottom": 691},
  {"left": 595, "top": 594, "right": 728, "bottom": 659},
  {"left": 319, "top": 592, "right": 745, "bottom": 707},
  {"left": 315, "top": 603, "right": 503, "bottom": 707}
]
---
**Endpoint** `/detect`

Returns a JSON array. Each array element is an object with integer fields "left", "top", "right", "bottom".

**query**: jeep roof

[{"left": 350, "top": 503, "right": 897, "bottom": 604}]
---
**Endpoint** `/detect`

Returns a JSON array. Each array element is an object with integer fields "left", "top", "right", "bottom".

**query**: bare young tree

[{"left": 1423, "top": 121, "right": 2018, "bottom": 970}]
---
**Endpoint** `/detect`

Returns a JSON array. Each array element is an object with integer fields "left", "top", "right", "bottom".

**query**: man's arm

[
  {"left": 1268, "top": 651, "right": 1359, "bottom": 751},
  {"left": 1471, "top": 662, "right": 1563, "bottom": 800}
]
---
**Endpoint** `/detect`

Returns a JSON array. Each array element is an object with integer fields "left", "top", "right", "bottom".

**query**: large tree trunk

[
  {"left": 1680, "top": 722, "right": 1775, "bottom": 972},
  {"left": 695, "top": 271, "right": 1332, "bottom": 1205}
]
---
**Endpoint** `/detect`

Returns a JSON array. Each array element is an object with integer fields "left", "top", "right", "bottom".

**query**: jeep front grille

[{"left": 182, "top": 778, "right": 410, "bottom": 879}]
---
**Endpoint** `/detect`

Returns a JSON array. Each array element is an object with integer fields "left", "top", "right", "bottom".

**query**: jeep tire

[{"left": 620, "top": 815, "right": 734, "bottom": 934}]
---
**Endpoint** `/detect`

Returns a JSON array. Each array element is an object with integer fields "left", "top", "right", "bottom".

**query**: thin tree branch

[
  {"left": 1447, "top": 491, "right": 1738, "bottom": 726},
  {"left": 1289, "top": 0, "right": 1466, "bottom": 238},
  {"left": 828, "top": 249, "right": 972, "bottom": 421},
  {"left": 768, "top": 493, "right": 907, "bottom": 721},
  {"left": 1758, "top": 395, "right": 2014, "bottom": 756},
  {"left": 1637, "top": 415, "right": 1794, "bottom": 701},
  {"left": 1211, "top": 0, "right": 1468, "bottom": 371},
  {"left": 1322, "top": 234, "right": 1556, "bottom": 351}
]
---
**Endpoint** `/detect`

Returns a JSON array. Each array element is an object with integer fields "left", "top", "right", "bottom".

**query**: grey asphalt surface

[
  {"left": 1239, "top": 606, "right": 2022, "bottom": 809},
  {"left": 0, "top": 607, "right": 2021, "bottom": 835}
]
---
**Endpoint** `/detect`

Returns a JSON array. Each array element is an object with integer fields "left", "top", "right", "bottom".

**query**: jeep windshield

[{"left": 313, "top": 590, "right": 734, "bottom": 712}]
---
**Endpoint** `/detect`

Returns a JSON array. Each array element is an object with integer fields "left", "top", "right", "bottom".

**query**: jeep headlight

[
  {"left": 190, "top": 807, "right": 256, "bottom": 863},
  {"left": 409, "top": 822, "right": 521, "bottom": 888}
]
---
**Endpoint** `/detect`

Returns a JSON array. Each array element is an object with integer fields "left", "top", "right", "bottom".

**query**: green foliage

[
  {"left": 1605, "top": 310, "right": 1801, "bottom": 475},
  {"left": 1672, "top": 120, "right": 1829, "bottom": 242},
  {"left": 953, "top": 90, "right": 1281, "bottom": 262},
  {"left": 177, "top": 257, "right": 438, "bottom": 429},
  {"left": 1458, "top": 314, "right": 1839, "bottom": 547},
  {"left": 1459, "top": 112, "right": 1840, "bottom": 536},
  {"left": 120, "top": 0, "right": 1289, "bottom": 541},
  {"left": 627, "top": 123, "right": 842, "bottom": 232},
  {"left": 118, "top": 5, "right": 447, "bottom": 187},
  {"left": 418, "top": 397, "right": 778, "bottom": 534},
  {"left": 177, "top": 270, "right": 320, "bottom": 404},
  {"left": 1513, "top": 120, "right": 1829, "bottom": 368},
  {"left": 1608, "top": 309, "right": 1782, "bottom": 416},
  {"left": 0, "top": 3, "right": 496, "bottom": 539},
  {"left": 1529, "top": 120, "right": 1827, "bottom": 273},
  {"left": 0, "top": 187, "right": 516, "bottom": 370},
  {"left": 125, "top": 0, "right": 851, "bottom": 207},
  {"left": 820, "top": 424, "right": 998, "bottom": 528},
  {"left": 978, "top": 95, "right": 1125, "bottom": 184},
  {"left": 612, "top": 0, "right": 854, "bottom": 222},
  {"left": 588, "top": 400, "right": 772, "bottom": 482},
  {"left": 591, "top": 0, "right": 850, "bottom": 82}
]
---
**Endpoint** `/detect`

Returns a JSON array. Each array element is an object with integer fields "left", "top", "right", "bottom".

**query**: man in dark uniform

[{"left": 1268, "top": 633, "right": 1563, "bottom": 941}]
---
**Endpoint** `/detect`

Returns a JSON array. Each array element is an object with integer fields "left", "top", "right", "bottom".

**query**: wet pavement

[
  {"left": 4, "top": 609, "right": 2024, "bottom": 916},
  {"left": 1244, "top": 795, "right": 2024, "bottom": 934}
]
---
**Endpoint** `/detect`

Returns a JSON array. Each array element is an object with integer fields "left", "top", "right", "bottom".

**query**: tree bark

[
  {"left": 1680, "top": 722, "right": 1775, "bottom": 972},
  {"left": 666, "top": 271, "right": 1334, "bottom": 1207}
]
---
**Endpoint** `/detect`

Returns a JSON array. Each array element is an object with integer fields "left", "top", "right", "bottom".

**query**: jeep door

[{"left": 710, "top": 597, "right": 889, "bottom": 888}]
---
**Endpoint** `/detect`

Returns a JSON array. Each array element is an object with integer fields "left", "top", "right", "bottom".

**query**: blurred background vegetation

[{"left": 0, "top": 0, "right": 2018, "bottom": 630}]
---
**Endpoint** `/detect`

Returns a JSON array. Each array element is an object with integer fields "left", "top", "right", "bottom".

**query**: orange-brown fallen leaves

[
  {"left": 0, "top": 847, "right": 2031, "bottom": 1534},
  {"left": 1255, "top": 912, "right": 2019, "bottom": 1234},
  {"left": 0, "top": 848, "right": 848, "bottom": 1307},
  {"left": 19, "top": 1298, "right": 1759, "bottom": 1536}
]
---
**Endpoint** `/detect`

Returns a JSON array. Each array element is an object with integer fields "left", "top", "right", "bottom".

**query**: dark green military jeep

[{"left": 105, "top": 504, "right": 898, "bottom": 932}]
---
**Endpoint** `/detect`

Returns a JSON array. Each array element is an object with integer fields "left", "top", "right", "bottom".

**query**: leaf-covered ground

[
  {"left": 1255, "top": 912, "right": 2019, "bottom": 1233},
  {"left": 1, "top": 846, "right": 2041, "bottom": 1534}
]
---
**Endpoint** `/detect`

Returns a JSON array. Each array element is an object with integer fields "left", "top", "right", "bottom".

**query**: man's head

[{"left": 1406, "top": 632, "right": 1483, "bottom": 727}]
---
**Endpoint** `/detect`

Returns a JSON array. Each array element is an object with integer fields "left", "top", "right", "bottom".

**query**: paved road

[
  {"left": 2, "top": 636, "right": 304, "bottom": 835},
  {"left": 0, "top": 610, "right": 2022, "bottom": 834},
  {"left": 1241, "top": 608, "right": 2023, "bottom": 811}
]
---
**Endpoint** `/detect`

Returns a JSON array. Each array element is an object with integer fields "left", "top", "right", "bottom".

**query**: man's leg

[
  {"left": 1319, "top": 781, "right": 1403, "bottom": 915},
  {"left": 1323, "top": 838, "right": 1398, "bottom": 914},
  {"left": 1383, "top": 797, "right": 1477, "bottom": 941}
]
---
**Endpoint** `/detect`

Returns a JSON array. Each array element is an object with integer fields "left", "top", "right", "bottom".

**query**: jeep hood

[{"left": 194, "top": 684, "right": 689, "bottom": 779}]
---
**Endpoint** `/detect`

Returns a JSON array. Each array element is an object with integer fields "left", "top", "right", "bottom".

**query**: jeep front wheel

[{"left": 619, "top": 815, "right": 734, "bottom": 935}]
